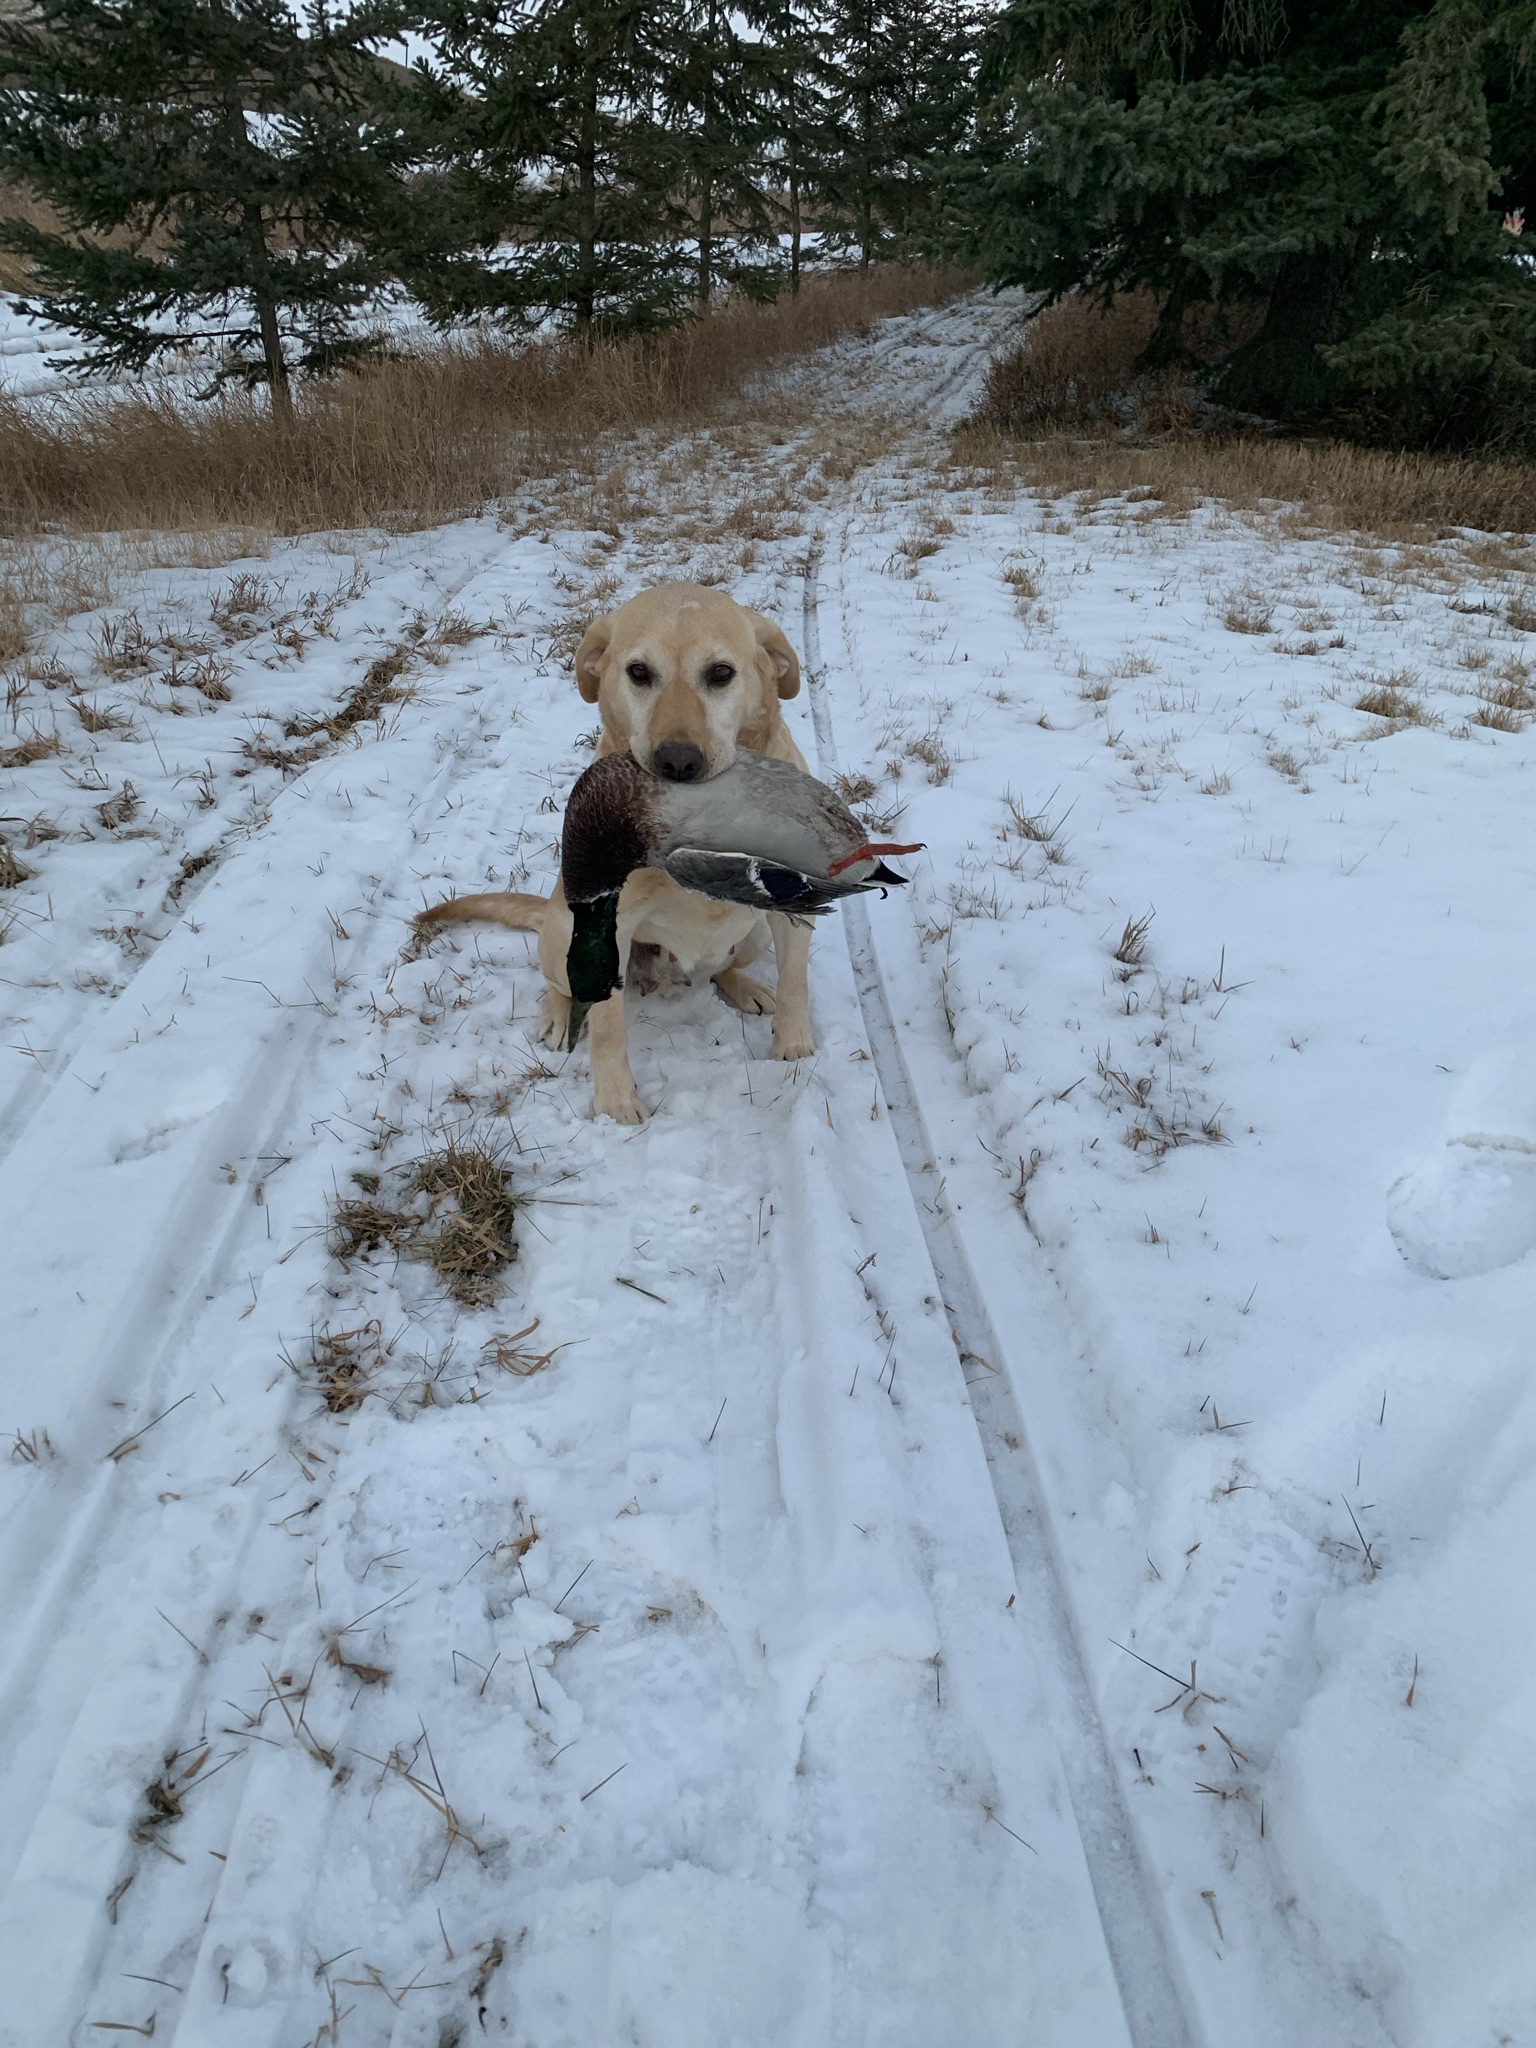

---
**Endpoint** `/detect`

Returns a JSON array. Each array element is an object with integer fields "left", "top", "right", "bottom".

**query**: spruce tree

[
  {"left": 422, "top": 0, "right": 689, "bottom": 333},
  {"left": 0, "top": 0, "right": 437, "bottom": 415},
  {"left": 663, "top": 0, "right": 779, "bottom": 304},
  {"left": 818, "top": 0, "right": 978, "bottom": 268},
  {"left": 756, "top": 0, "right": 836, "bottom": 292},
  {"left": 957, "top": 0, "right": 1536, "bottom": 448}
]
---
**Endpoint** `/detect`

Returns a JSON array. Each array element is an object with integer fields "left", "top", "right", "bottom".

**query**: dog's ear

[
  {"left": 751, "top": 613, "right": 801, "bottom": 700},
  {"left": 574, "top": 616, "right": 612, "bottom": 704}
]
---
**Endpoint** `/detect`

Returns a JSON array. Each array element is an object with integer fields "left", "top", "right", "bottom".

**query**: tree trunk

[
  {"left": 211, "top": 4, "right": 289, "bottom": 420},
  {"left": 1137, "top": 280, "right": 1192, "bottom": 372},
  {"left": 1217, "top": 247, "right": 1363, "bottom": 417},
  {"left": 221, "top": 49, "right": 289, "bottom": 422},
  {"left": 254, "top": 287, "right": 292, "bottom": 420},
  {"left": 698, "top": 0, "right": 718, "bottom": 305},
  {"left": 858, "top": 30, "right": 873, "bottom": 269},
  {"left": 241, "top": 200, "right": 291, "bottom": 421},
  {"left": 789, "top": 155, "right": 801, "bottom": 295},
  {"left": 576, "top": 56, "right": 598, "bottom": 333}
]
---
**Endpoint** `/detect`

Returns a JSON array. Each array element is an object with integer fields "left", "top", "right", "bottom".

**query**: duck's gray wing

[{"left": 658, "top": 847, "right": 902, "bottom": 915}]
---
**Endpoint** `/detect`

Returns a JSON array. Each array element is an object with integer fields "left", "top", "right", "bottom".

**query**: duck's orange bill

[{"left": 825, "top": 841, "right": 925, "bottom": 877}]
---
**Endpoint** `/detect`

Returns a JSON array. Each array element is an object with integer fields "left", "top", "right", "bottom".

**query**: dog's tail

[{"left": 416, "top": 890, "right": 548, "bottom": 935}]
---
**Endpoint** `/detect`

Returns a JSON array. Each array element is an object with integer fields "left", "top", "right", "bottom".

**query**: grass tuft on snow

[{"left": 329, "top": 1133, "right": 523, "bottom": 1307}]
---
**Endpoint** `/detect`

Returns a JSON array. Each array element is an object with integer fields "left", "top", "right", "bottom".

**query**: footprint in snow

[
  {"left": 1388, "top": 1047, "right": 1536, "bottom": 1281},
  {"left": 1388, "top": 1134, "right": 1536, "bottom": 1280}
]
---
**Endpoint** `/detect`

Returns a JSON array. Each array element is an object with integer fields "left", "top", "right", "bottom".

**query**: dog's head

[{"left": 574, "top": 583, "right": 800, "bottom": 783}]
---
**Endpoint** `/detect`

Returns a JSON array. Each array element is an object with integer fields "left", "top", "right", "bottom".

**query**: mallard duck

[{"left": 561, "top": 748, "right": 920, "bottom": 1048}]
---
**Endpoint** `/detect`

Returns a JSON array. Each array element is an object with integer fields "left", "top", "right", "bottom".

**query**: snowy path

[
  {"left": 3, "top": 296, "right": 1536, "bottom": 2047},
  {"left": 802, "top": 549, "right": 1192, "bottom": 2048}
]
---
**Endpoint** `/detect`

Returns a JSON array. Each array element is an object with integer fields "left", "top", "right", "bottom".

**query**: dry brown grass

[
  {"left": 1113, "top": 911, "right": 1154, "bottom": 969},
  {"left": 482, "top": 1319, "right": 564, "bottom": 1376},
  {"left": 0, "top": 265, "right": 969, "bottom": 538},
  {"left": 968, "top": 292, "right": 1536, "bottom": 540},
  {"left": 1471, "top": 699, "right": 1525, "bottom": 732},
  {"left": 168, "top": 652, "right": 233, "bottom": 700},
  {"left": 1471, "top": 667, "right": 1532, "bottom": 730},
  {"left": 243, "top": 643, "right": 415, "bottom": 772},
  {"left": 904, "top": 729, "right": 953, "bottom": 785},
  {"left": 982, "top": 292, "right": 1164, "bottom": 432},
  {"left": 0, "top": 573, "right": 31, "bottom": 661},
  {"left": 300, "top": 1319, "right": 392, "bottom": 1413},
  {"left": 1355, "top": 673, "right": 1433, "bottom": 725},
  {"left": 958, "top": 418, "right": 1536, "bottom": 539},
  {"left": 329, "top": 1134, "right": 523, "bottom": 1306},
  {"left": 1000, "top": 554, "right": 1043, "bottom": 611},
  {"left": 0, "top": 726, "right": 59, "bottom": 769},
  {"left": 0, "top": 833, "right": 33, "bottom": 888},
  {"left": 1220, "top": 586, "right": 1274, "bottom": 634},
  {"left": 285, "top": 644, "right": 412, "bottom": 741}
]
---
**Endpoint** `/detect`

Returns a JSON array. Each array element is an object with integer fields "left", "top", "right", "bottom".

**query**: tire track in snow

[
  {"left": 802, "top": 541, "right": 1200, "bottom": 2048},
  {"left": 0, "top": 541, "right": 528, "bottom": 2038},
  {"left": 0, "top": 750, "right": 495, "bottom": 2030},
  {"left": 0, "top": 527, "right": 507, "bottom": 1181}
]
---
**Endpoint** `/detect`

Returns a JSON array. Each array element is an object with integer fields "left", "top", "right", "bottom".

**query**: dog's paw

[
  {"left": 538, "top": 991, "right": 573, "bottom": 1048},
  {"left": 770, "top": 1019, "right": 815, "bottom": 1062},
  {"left": 714, "top": 969, "right": 776, "bottom": 1017},
  {"left": 595, "top": 1083, "right": 648, "bottom": 1125}
]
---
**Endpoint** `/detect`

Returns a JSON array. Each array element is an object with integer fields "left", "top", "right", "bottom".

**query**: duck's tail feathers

[{"left": 415, "top": 890, "right": 548, "bottom": 934}]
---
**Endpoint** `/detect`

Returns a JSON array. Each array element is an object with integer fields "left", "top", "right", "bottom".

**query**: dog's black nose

[{"left": 652, "top": 741, "right": 707, "bottom": 782}]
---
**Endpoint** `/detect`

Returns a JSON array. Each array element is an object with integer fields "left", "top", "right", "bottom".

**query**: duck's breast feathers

[
  {"left": 562, "top": 753, "right": 663, "bottom": 903},
  {"left": 657, "top": 749, "right": 867, "bottom": 878}
]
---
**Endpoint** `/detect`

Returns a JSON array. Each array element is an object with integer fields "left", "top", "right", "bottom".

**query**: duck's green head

[{"left": 565, "top": 891, "right": 621, "bottom": 1051}]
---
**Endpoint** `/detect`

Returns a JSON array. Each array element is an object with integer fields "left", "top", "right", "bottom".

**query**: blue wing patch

[{"left": 758, "top": 864, "right": 810, "bottom": 902}]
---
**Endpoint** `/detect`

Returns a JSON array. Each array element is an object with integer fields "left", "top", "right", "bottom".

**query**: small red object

[{"left": 825, "top": 841, "right": 924, "bottom": 877}]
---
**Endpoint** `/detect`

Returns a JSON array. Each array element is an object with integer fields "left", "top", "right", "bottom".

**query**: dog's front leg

[
  {"left": 587, "top": 984, "right": 647, "bottom": 1123},
  {"left": 767, "top": 911, "right": 814, "bottom": 1061},
  {"left": 587, "top": 895, "right": 652, "bottom": 1123},
  {"left": 537, "top": 880, "right": 646, "bottom": 1122}
]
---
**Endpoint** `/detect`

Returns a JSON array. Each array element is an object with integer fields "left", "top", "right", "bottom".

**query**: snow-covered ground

[
  {"left": 0, "top": 284, "right": 452, "bottom": 402},
  {"left": 0, "top": 287, "right": 81, "bottom": 397},
  {"left": 3, "top": 295, "right": 1535, "bottom": 2048}
]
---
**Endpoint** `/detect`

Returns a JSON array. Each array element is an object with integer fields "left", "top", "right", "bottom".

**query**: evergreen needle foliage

[
  {"left": 0, "top": 0, "right": 452, "bottom": 414},
  {"left": 953, "top": 0, "right": 1536, "bottom": 452},
  {"left": 0, "top": 0, "right": 981, "bottom": 380},
  {"left": 415, "top": 0, "right": 981, "bottom": 327},
  {"left": 665, "top": 0, "right": 781, "bottom": 305},
  {"left": 419, "top": 0, "right": 694, "bottom": 333},
  {"left": 817, "top": 0, "right": 979, "bottom": 268}
]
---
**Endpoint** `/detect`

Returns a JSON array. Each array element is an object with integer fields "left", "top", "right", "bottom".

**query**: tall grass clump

[{"left": 980, "top": 292, "right": 1164, "bottom": 432}]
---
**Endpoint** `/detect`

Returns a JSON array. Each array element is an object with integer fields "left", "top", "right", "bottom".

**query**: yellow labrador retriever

[{"left": 419, "top": 583, "right": 814, "bottom": 1122}]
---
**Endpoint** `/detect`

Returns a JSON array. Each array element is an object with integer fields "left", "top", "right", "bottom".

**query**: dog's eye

[
  {"left": 626, "top": 661, "right": 653, "bottom": 686},
  {"left": 703, "top": 663, "right": 735, "bottom": 688}
]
